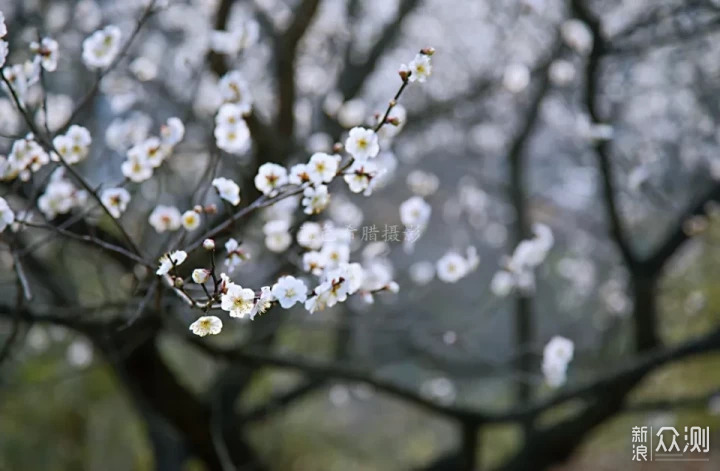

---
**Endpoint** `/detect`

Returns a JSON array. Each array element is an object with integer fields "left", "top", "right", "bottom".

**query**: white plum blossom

[
  {"left": 408, "top": 53, "right": 432, "bottom": 83},
  {"left": 436, "top": 252, "right": 468, "bottom": 283},
  {"left": 38, "top": 170, "right": 87, "bottom": 219},
  {"left": 0, "top": 11, "right": 6, "bottom": 38},
  {"left": 212, "top": 177, "right": 241, "bottom": 206},
  {"left": 192, "top": 269, "right": 211, "bottom": 284},
  {"left": 218, "top": 70, "right": 252, "bottom": 111},
  {"left": 121, "top": 154, "right": 153, "bottom": 182},
  {"left": 254, "top": 162, "right": 288, "bottom": 196},
  {"left": 263, "top": 220, "right": 292, "bottom": 252},
  {"left": 224, "top": 238, "right": 248, "bottom": 270},
  {"left": 156, "top": 250, "right": 188, "bottom": 275},
  {"left": 100, "top": 188, "right": 130, "bottom": 219},
  {"left": 190, "top": 316, "right": 223, "bottom": 337},
  {"left": 302, "top": 184, "right": 330, "bottom": 215},
  {"left": 297, "top": 222, "right": 324, "bottom": 250},
  {"left": 344, "top": 160, "right": 377, "bottom": 194},
  {"left": 303, "top": 250, "right": 326, "bottom": 275},
  {"left": 321, "top": 242, "right": 350, "bottom": 270},
  {"left": 129, "top": 137, "right": 165, "bottom": 168},
  {"left": 0, "top": 197, "right": 14, "bottom": 232},
  {"left": 2, "top": 65, "right": 29, "bottom": 104},
  {"left": 249, "top": 286, "right": 274, "bottom": 319},
  {"left": 327, "top": 263, "right": 365, "bottom": 295},
  {"left": 181, "top": 210, "right": 201, "bottom": 231},
  {"left": 82, "top": 25, "right": 122, "bottom": 69},
  {"left": 542, "top": 336, "right": 574, "bottom": 387},
  {"left": 307, "top": 152, "right": 339, "bottom": 184},
  {"left": 160, "top": 117, "right": 185, "bottom": 147},
  {"left": 272, "top": 276, "right": 308, "bottom": 309},
  {"left": 345, "top": 127, "right": 379, "bottom": 161},
  {"left": 221, "top": 283, "right": 256, "bottom": 318},
  {"left": 149, "top": 205, "right": 182, "bottom": 233},
  {"left": 289, "top": 163, "right": 312, "bottom": 185},
  {"left": 215, "top": 103, "right": 251, "bottom": 154},
  {"left": 305, "top": 275, "right": 349, "bottom": 314},
  {"left": 53, "top": 125, "right": 92, "bottom": 164},
  {"left": 30, "top": 37, "right": 59, "bottom": 72},
  {"left": 9, "top": 136, "right": 50, "bottom": 175},
  {"left": 400, "top": 196, "right": 431, "bottom": 228}
]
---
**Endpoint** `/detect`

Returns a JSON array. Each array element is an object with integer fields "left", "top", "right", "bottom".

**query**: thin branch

[{"left": 54, "top": 1, "right": 158, "bottom": 136}]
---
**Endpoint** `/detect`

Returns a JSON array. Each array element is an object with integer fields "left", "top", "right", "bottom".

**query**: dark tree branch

[
  {"left": 337, "top": 0, "right": 422, "bottom": 102},
  {"left": 275, "top": 0, "right": 321, "bottom": 138}
]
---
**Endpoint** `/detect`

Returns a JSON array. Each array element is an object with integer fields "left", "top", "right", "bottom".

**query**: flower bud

[
  {"left": 420, "top": 47, "right": 435, "bottom": 56},
  {"left": 398, "top": 67, "right": 410, "bottom": 82},
  {"left": 386, "top": 281, "right": 400, "bottom": 293},
  {"left": 386, "top": 117, "right": 400, "bottom": 126},
  {"left": 203, "top": 239, "right": 216, "bottom": 250},
  {"left": 332, "top": 142, "right": 344, "bottom": 154},
  {"left": 204, "top": 204, "right": 218, "bottom": 214},
  {"left": 192, "top": 268, "right": 211, "bottom": 284},
  {"left": 174, "top": 277, "right": 184, "bottom": 288},
  {"left": 193, "top": 205, "right": 203, "bottom": 213}
]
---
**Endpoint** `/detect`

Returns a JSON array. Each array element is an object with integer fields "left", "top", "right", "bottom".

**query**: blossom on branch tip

[
  {"left": 190, "top": 316, "right": 223, "bottom": 336},
  {"left": 345, "top": 127, "right": 379, "bottom": 161},
  {"left": 192, "top": 269, "right": 210, "bottom": 284},
  {"left": 408, "top": 53, "right": 432, "bottom": 83},
  {"left": 156, "top": 250, "right": 188, "bottom": 276}
]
